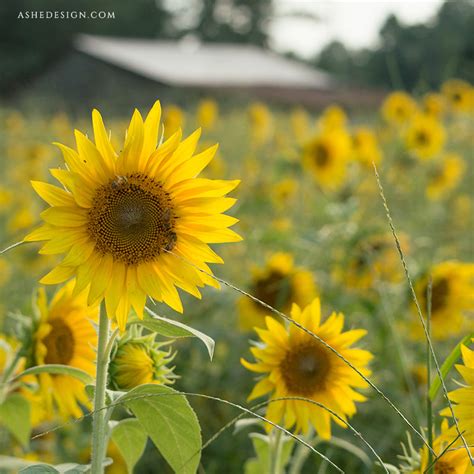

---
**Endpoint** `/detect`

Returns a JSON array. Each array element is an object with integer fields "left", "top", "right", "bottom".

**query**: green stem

[
  {"left": 289, "top": 438, "right": 316, "bottom": 474},
  {"left": 91, "top": 302, "right": 111, "bottom": 474},
  {"left": 426, "top": 279, "right": 434, "bottom": 474},
  {"left": 269, "top": 428, "right": 284, "bottom": 474}
]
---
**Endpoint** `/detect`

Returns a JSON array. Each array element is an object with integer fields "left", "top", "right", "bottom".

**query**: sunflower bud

[{"left": 109, "top": 334, "right": 176, "bottom": 390}]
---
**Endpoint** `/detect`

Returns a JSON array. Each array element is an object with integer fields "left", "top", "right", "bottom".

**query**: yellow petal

[
  {"left": 40, "top": 265, "right": 75, "bottom": 285},
  {"left": 141, "top": 100, "right": 162, "bottom": 168},
  {"left": 117, "top": 109, "right": 144, "bottom": 174},
  {"left": 31, "top": 181, "right": 75, "bottom": 207},
  {"left": 40, "top": 207, "right": 88, "bottom": 227},
  {"left": 92, "top": 109, "right": 116, "bottom": 168}
]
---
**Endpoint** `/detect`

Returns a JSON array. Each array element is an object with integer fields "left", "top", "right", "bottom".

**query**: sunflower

[
  {"left": 241, "top": 298, "right": 372, "bottom": 438},
  {"left": 25, "top": 101, "right": 241, "bottom": 330},
  {"left": 302, "top": 128, "right": 351, "bottom": 191},
  {"left": 351, "top": 126, "right": 382, "bottom": 167},
  {"left": 411, "top": 261, "right": 474, "bottom": 341},
  {"left": 197, "top": 99, "right": 218, "bottom": 131},
  {"left": 109, "top": 334, "right": 175, "bottom": 390},
  {"left": 442, "top": 79, "right": 474, "bottom": 114},
  {"left": 248, "top": 102, "right": 273, "bottom": 146},
  {"left": 426, "top": 153, "right": 466, "bottom": 201},
  {"left": 422, "top": 92, "right": 446, "bottom": 118},
  {"left": 163, "top": 104, "right": 185, "bottom": 138},
  {"left": 25, "top": 281, "right": 98, "bottom": 421},
  {"left": 290, "top": 107, "right": 311, "bottom": 143},
  {"left": 319, "top": 105, "right": 347, "bottom": 131},
  {"left": 405, "top": 114, "right": 446, "bottom": 160},
  {"left": 440, "top": 344, "right": 474, "bottom": 445},
  {"left": 238, "top": 252, "right": 317, "bottom": 331},
  {"left": 381, "top": 91, "right": 418, "bottom": 126}
]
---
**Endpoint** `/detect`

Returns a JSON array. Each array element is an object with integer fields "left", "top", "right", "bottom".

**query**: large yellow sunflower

[
  {"left": 241, "top": 298, "right": 372, "bottom": 438},
  {"left": 25, "top": 101, "right": 241, "bottom": 330},
  {"left": 441, "top": 344, "right": 474, "bottom": 446},
  {"left": 411, "top": 261, "right": 474, "bottom": 341},
  {"left": 405, "top": 114, "right": 446, "bottom": 160},
  {"left": 302, "top": 128, "right": 351, "bottom": 191},
  {"left": 238, "top": 252, "right": 317, "bottom": 331},
  {"left": 25, "top": 281, "right": 98, "bottom": 421}
]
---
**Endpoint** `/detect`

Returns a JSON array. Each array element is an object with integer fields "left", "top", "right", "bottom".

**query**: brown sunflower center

[
  {"left": 43, "top": 319, "right": 74, "bottom": 365},
  {"left": 312, "top": 143, "right": 330, "bottom": 167},
  {"left": 415, "top": 130, "right": 430, "bottom": 146},
  {"left": 434, "top": 461, "right": 455, "bottom": 474},
  {"left": 280, "top": 342, "right": 331, "bottom": 396},
  {"left": 87, "top": 173, "right": 177, "bottom": 265},
  {"left": 429, "top": 278, "right": 450, "bottom": 314},
  {"left": 253, "top": 271, "right": 291, "bottom": 310}
]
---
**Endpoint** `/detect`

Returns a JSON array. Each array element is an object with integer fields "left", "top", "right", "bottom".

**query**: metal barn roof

[{"left": 75, "top": 34, "right": 333, "bottom": 89}]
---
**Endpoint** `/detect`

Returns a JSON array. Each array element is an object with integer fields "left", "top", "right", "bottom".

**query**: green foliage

[
  {"left": 244, "top": 433, "right": 294, "bottom": 474},
  {"left": 429, "top": 332, "right": 474, "bottom": 400},
  {"left": 0, "top": 394, "right": 31, "bottom": 447},
  {"left": 130, "top": 308, "right": 215, "bottom": 359},
  {"left": 15, "top": 364, "right": 94, "bottom": 385},
  {"left": 120, "top": 384, "right": 202, "bottom": 474},
  {"left": 20, "top": 462, "right": 108, "bottom": 473},
  {"left": 111, "top": 418, "right": 148, "bottom": 473}
]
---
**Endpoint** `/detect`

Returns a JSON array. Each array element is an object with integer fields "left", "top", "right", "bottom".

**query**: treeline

[{"left": 313, "top": 0, "right": 474, "bottom": 90}]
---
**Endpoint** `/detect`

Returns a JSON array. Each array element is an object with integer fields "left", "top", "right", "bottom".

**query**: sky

[{"left": 268, "top": 0, "right": 445, "bottom": 59}]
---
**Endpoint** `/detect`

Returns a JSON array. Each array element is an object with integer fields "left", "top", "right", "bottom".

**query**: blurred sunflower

[
  {"left": 441, "top": 344, "right": 474, "bottom": 445},
  {"left": 248, "top": 102, "right": 273, "bottom": 146},
  {"left": 422, "top": 92, "right": 446, "bottom": 118},
  {"left": 163, "top": 104, "right": 185, "bottom": 138},
  {"left": 319, "top": 105, "right": 347, "bottom": 131},
  {"left": 241, "top": 298, "right": 372, "bottom": 438},
  {"left": 302, "top": 129, "right": 351, "bottom": 191},
  {"left": 25, "top": 101, "right": 241, "bottom": 330},
  {"left": 405, "top": 114, "right": 446, "bottom": 160},
  {"left": 271, "top": 178, "right": 297, "bottom": 209},
  {"left": 290, "top": 107, "right": 311, "bottom": 143},
  {"left": 411, "top": 261, "right": 474, "bottom": 340},
  {"left": 351, "top": 126, "right": 382, "bottom": 167},
  {"left": 26, "top": 281, "right": 98, "bottom": 421},
  {"left": 381, "top": 91, "right": 418, "bottom": 125},
  {"left": 238, "top": 252, "right": 316, "bottom": 331},
  {"left": 426, "top": 153, "right": 465, "bottom": 201},
  {"left": 442, "top": 79, "right": 474, "bottom": 114},
  {"left": 109, "top": 334, "right": 175, "bottom": 390},
  {"left": 197, "top": 99, "right": 218, "bottom": 131}
]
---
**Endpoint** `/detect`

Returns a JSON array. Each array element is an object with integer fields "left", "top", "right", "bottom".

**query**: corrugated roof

[{"left": 75, "top": 34, "right": 332, "bottom": 89}]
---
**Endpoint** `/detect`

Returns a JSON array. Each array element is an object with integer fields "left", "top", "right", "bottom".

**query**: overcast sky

[{"left": 268, "top": 0, "right": 445, "bottom": 58}]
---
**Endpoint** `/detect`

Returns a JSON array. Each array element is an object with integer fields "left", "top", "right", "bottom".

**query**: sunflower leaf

[
  {"left": 429, "top": 332, "right": 474, "bottom": 400},
  {"left": 13, "top": 364, "right": 94, "bottom": 385},
  {"left": 0, "top": 394, "right": 31, "bottom": 447},
  {"left": 119, "top": 384, "right": 201, "bottom": 474},
  {"left": 111, "top": 418, "right": 147, "bottom": 473},
  {"left": 130, "top": 307, "right": 215, "bottom": 360}
]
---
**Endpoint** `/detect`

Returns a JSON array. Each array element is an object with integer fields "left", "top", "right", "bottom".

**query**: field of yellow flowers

[{"left": 0, "top": 79, "right": 473, "bottom": 473}]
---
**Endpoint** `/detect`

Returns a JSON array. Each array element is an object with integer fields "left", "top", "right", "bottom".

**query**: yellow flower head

[
  {"left": 405, "top": 114, "right": 446, "bottom": 160},
  {"left": 302, "top": 129, "right": 351, "bottom": 191},
  {"left": 290, "top": 107, "right": 311, "bottom": 143},
  {"left": 319, "top": 105, "right": 347, "bottom": 131},
  {"left": 163, "top": 105, "right": 185, "bottom": 137},
  {"left": 238, "top": 252, "right": 317, "bottom": 331},
  {"left": 241, "top": 298, "right": 372, "bottom": 438},
  {"left": 426, "top": 153, "right": 466, "bottom": 201},
  {"left": 381, "top": 91, "right": 418, "bottom": 125},
  {"left": 248, "top": 102, "right": 273, "bottom": 145},
  {"left": 26, "top": 281, "right": 98, "bottom": 421},
  {"left": 422, "top": 92, "right": 446, "bottom": 118},
  {"left": 411, "top": 261, "right": 474, "bottom": 340},
  {"left": 109, "top": 335, "right": 175, "bottom": 390},
  {"left": 440, "top": 344, "right": 474, "bottom": 445},
  {"left": 442, "top": 79, "right": 474, "bottom": 114},
  {"left": 25, "top": 101, "right": 241, "bottom": 330},
  {"left": 351, "top": 127, "right": 383, "bottom": 167},
  {"left": 197, "top": 99, "right": 218, "bottom": 131}
]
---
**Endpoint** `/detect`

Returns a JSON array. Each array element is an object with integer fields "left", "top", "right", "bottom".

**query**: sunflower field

[{"left": 0, "top": 79, "right": 473, "bottom": 474}]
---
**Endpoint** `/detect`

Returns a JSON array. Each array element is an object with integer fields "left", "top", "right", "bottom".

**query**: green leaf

[
  {"left": 111, "top": 418, "right": 147, "bottom": 473},
  {"left": 429, "top": 332, "right": 474, "bottom": 400},
  {"left": 20, "top": 466, "right": 58, "bottom": 473},
  {"left": 0, "top": 394, "right": 31, "bottom": 447},
  {"left": 119, "top": 384, "right": 201, "bottom": 474},
  {"left": 131, "top": 307, "right": 214, "bottom": 359},
  {"left": 19, "top": 461, "right": 111, "bottom": 473},
  {"left": 14, "top": 364, "right": 94, "bottom": 385},
  {"left": 244, "top": 433, "right": 294, "bottom": 474}
]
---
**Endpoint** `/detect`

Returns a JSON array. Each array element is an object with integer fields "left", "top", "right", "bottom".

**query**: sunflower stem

[
  {"left": 91, "top": 302, "right": 110, "bottom": 474},
  {"left": 269, "top": 428, "right": 284, "bottom": 474},
  {"left": 426, "top": 278, "right": 434, "bottom": 474}
]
